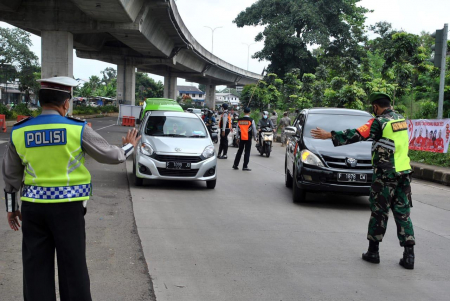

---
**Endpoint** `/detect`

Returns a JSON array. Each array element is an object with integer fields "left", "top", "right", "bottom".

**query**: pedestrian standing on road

[
  {"left": 233, "top": 107, "right": 257, "bottom": 171},
  {"left": 311, "top": 92, "right": 416, "bottom": 270},
  {"left": 218, "top": 103, "right": 232, "bottom": 159},
  {"left": 279, "top": 112, "right": 291, "bottom": 147},
  {"left": 270, "top": 111, "right": 278, "bottom": 142},
  {"left": 3, "top": 76, "right": 141, "bottom": 301}
]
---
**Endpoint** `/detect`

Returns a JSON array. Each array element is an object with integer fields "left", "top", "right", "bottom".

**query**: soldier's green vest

[
  {"left": 11, "top": 114, "right": 91, "bottom": 203},
  {"left": 372, "top": 116, "right": 411, "bottom": 173}
]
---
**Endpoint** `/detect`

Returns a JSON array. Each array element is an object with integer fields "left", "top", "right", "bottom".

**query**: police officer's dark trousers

[
  {"left": 218, "top": 129, "right": 230, "bottom": 156},
  {"left": 22, "top": 201, "right": 92, "bottom": 301},
  {"left": 233, "top": 139, "right": 252, "bottom": 168}
]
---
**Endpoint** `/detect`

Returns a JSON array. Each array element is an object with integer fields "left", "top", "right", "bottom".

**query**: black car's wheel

[
  {"left": 292, "top": 168, "right": 306, "bottom": 203},
  {"left": 285, "top": 164, "right": 293, "bottom": 188},
  {"left": 206, "top": 179, "right": 216, "bottom": 189},
  {"left": 133, "top": 161, "right": 144, "bottom": 186}
]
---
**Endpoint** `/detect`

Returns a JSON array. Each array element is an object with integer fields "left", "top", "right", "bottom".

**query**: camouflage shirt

[{"left": 331, "top": 109, "right": 412, "bottom": 179}]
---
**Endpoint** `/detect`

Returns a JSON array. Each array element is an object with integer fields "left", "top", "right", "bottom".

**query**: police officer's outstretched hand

[
  {"left": 122, "top": 128, "right": 141, "bottom": 148},
  {"left": 8, "top": 211, "right": 22, "bottom": 231}
]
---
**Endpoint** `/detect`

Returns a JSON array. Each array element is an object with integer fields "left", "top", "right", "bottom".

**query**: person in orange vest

[
  {"left": 232, "top": 107, "right": 257, "bottom": 171},
  {"left": 218, "top": 103, "right": 232, "bottom": 159}
]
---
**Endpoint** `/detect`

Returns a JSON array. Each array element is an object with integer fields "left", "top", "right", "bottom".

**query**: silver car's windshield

[
  {"left": 303, "top": 114, "right": 372, "bottom": 138},
  {"left": 145, "top": 116, "right": 207, "bottom": 138}
]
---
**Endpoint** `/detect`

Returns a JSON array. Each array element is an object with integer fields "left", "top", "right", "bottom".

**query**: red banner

[{"left": 407, "top": 119, "right": 450, "bottom": 153}]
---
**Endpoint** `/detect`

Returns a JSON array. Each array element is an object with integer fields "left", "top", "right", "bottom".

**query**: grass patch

[{"left": 409, "top": 150, "right": 450, "bottom": 167}]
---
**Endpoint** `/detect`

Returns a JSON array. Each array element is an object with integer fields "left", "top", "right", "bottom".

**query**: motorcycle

[
  {"left": 207, "top": 122, "right": 219, "bottom": 144},
  {"left": 231, "top": 120, "right": 240, "bottom": 147},
  {"left": 256, "top": 126, "right": 274, "bottom": 157}
]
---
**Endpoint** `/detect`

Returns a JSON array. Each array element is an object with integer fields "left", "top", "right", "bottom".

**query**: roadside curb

[{"left": 410, "top": 162, "right": 450, "bottom": 186}]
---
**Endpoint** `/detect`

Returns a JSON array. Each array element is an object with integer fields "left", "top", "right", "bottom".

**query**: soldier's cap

[
  {"left": 37, "top": 76, "right": 79, "bottom": 94},
  {"left": 369, "top": 92, "right": 392, "bottom": 104}
]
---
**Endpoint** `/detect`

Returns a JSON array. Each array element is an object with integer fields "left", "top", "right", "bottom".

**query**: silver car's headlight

[
  {"left": 202, "top": 145, "right": 215, "bottom": 159},
  {"left": 300, "top": 150, "right": 324, "bottom": 167},
  {"left": 140, "top": 143, "right": 154, "bottom": 157}
]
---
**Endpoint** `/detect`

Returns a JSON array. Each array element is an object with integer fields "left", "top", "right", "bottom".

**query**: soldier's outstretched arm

[{"left": 311, "top": 118, "right": 382, "bottom": 146}]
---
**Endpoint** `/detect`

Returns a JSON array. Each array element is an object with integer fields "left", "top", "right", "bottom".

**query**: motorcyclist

[
  {"left": 204, "top": 110, "right": 216, "bottom": 126},
  {"left": 257, "top": 111, "right": 275, "bottom": 145}
]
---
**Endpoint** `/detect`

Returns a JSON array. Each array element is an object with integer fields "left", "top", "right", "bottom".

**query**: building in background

[
  {"left": 177, "top": 86, "right": 206, "bottom": 105},
  {"left": 215, "top": 92, "right": 240, "bottom": 108},
  {"left": 0, "top": 80, "right": 30, "bottom": 104}
]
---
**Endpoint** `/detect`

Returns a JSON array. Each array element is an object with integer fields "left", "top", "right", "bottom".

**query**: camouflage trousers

[
  {"left": 367, "top": 174, "right": 415, "bottom": 246},
  {"left": 281, "top": 129, "right": 287, "bottom": 144}
]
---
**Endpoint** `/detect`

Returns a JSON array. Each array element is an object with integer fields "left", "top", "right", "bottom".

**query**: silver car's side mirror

[{"left": 284, "top": 126, "right": 297, "bottom": 137}]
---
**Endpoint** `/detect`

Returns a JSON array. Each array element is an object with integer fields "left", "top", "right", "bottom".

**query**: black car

[{"left": 284, "top": 108, "right": 374, "bottom": 203}]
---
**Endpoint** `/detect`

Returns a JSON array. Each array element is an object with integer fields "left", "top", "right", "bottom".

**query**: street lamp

[
  {"left": 242, "top": 43, "right": 256, "bottom": 71},
  {"left": 204, "top": 26, "right": 222, "bottom": 54}
]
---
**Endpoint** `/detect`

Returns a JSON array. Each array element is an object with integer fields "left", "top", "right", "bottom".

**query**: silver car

[{"left": 133, "top": 111, "right": 217, "bottom": 188}]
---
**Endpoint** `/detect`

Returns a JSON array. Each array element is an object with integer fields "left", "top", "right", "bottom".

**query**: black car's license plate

[
  {"left": 337, "top": 173, "right": 367, "bottom": 183},
  {"left": 166, "top": 162, "right": 191, "bottom": 170}
]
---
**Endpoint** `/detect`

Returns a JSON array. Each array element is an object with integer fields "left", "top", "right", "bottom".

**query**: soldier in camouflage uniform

[
  {"left": 311, "top": 92, "right": 415, "bottom": 270},
  {"left": 279, "top": 112, "right": 291, "bottom": 147}
]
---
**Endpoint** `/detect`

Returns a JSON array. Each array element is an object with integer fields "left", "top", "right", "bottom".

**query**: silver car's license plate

[
  {"left": 166, "top": 162, "right": 191, "bottom": 170},
  {"left": 337, "top": 173, "right": 367, "bottom": 183}
]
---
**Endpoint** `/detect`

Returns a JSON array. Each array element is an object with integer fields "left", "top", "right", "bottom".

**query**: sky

[{"left": 1, "top": 0, "right": 449, "bottom": 88}]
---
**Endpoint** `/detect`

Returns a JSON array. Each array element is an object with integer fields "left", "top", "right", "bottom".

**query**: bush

[
  {"left": 409, "top": 150, "right": 450, "bottom": 167},
  {"left": 12, "top": 103, "right": 33, "bottom": 117},
  {"left": 0, "top": 104, "right": 13, "bottom": 119}
]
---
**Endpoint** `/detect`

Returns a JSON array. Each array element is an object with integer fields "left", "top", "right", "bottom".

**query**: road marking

[
  {"left": 414, "top": 179, "right": 450, "bottom": 192},
  {"left": 0, "top": 140, "right": 8, "bottom": 145},
  {"left": 95, "top": 124, "right": 116, "bottom": 131}
]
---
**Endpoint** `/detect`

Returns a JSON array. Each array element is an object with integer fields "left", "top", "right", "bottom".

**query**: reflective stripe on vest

[
  {"left": 11, "top": 115, "right": 91, "bottom": 203},
  {"left": 381, "top": 119, "right": 411, "bottom": 173},
  {"left": 238, "top": 119, "right": 252, "bottom": 141}
]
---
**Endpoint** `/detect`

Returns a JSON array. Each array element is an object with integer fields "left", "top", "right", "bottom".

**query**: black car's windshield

[
  {"left": 304, "top": 114, "right": 372, "bottom": 138},
  {"left": 145, "top": 116, "right": 206, "bottom": 138}
]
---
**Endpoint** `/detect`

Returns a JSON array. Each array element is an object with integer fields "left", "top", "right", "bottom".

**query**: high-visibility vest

[
  {"left": 11, "top": 114, "right": 91, "bottom": 203},
  {"left": 373, "top": 118, "right": 411, "bottom": 173},
  {"left": 219, "top": 113, "right": 232, "bottom": 130},
  {"left": 238, "top": 117, "right": 253, "bottom": 141}
]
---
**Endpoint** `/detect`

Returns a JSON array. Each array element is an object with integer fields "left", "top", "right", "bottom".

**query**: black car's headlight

[{"left": 301, "top": 150, "right": 324, "bottom": 167}]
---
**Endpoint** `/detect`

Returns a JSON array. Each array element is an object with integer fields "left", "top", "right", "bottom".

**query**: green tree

[
  {"left": 234, "top": 0, "right": 369, "bottom": 77},
  {"left": 100, "top": 67, "right": 117, "bottom": 85},
  {"left": 135, "top": 72, "right": 164, "bottom": 101}
]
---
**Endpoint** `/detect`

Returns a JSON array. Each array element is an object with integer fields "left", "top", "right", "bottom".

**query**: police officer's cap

[
  {"left": 369, "top": 92, "right": 392, "bottom": 104},
  {"left": 244, "top": 107, "right": 251, "bottom": 113},
  {"left": 37, "top": 76, "right": 79, "bottom": 94},
  {"left": 222, "top": 103, "right": 229, "bottom": 110}
]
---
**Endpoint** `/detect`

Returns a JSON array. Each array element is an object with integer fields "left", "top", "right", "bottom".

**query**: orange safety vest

[
  {"left": 219, "top": 113, "right": 232, "bottom": 130},
  {"left": 238, "top": 118, "right": 253, "bottom": 141}
]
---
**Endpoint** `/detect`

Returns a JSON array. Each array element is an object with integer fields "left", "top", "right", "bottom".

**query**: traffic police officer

[
  {"left": 232, "top": 107, "right": 257, "bottom": 171},
  {"left": 311, "top": 92, "right": 415, "bottom": 269},
  {"left": 218, "top": 103, "right": 232, "bottom": 159},
  {"left": 3, "top": 76, "right": 140, "bottom": 300}
]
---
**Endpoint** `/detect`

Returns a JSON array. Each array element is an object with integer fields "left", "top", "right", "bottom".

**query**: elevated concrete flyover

[{"left": 0, "top": 0, "right": 263, "bottom": 107}]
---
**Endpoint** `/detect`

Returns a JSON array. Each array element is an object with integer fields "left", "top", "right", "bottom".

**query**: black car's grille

[
  {"left": 322, "top": 156, "right": 372, "bottom": 170},
  {"left": 157, "top": 168, "right": 199, "bottom": 177},
  {"left": 154, "top": 155, "right": 203, "bottom": 163}
]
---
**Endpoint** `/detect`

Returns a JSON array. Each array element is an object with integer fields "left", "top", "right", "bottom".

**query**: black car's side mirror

[{"left": 136, "top": 119, "right": 141, "bottom": 125}]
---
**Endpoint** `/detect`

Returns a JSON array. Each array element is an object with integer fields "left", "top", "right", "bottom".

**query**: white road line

[
  {"left": 0, "top": 140, "right": 8, "bottom": 144},
  {"left": 95, "top": 124, "right": 116, "bottom": 131}
]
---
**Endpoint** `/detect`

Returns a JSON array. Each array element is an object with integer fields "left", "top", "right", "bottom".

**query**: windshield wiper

[
  {"left": 153, "top": 134, "right": 186, "bottom": 137},
  {"left": 189, "top": 136, "right": 206, "bottom": 138}
]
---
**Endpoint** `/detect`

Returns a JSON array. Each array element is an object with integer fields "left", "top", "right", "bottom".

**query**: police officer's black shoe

[
  {"left": 399, "top": 246, "right": 415, "bottom": 270},
  {"left": 362, "top": 241, "right": 380, "bottom": 264},
  {"left": 232, "top": 165, "right": 239, "bottom": 170},
  {"left": 242, "top": 167, "right": 252, "bottom": 171}
]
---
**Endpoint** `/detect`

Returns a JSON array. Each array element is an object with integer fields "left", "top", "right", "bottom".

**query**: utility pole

[
  {"left": 204, "top": 26, "right": 222, "bottom": 54},
  {"left": 242, "top": 43, "right": 256, "bottom": 71},
  {"left": 431, "top": 24, "right": 448, "bottom": 119}
]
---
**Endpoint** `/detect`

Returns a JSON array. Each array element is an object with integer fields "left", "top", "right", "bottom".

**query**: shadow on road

[
  {"left": 134, "top": 178, "right": 210, "bottom": 191},
  {"left": 295, "top": 192, "right": 370, "bottom": 211}
]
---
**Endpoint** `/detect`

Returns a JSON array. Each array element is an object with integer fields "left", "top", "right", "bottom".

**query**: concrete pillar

[
  {"left": 117, "top": 62, "right": 136, "bottom": 105},
  {"left": 41, "top": 31, "right": 74, "bottom": 113},
  {"left": 163, "top": 75, "right": 177, "bottom": 101},
  {"left": 205, "top": 84, "right": 216, "bottom": 109}
]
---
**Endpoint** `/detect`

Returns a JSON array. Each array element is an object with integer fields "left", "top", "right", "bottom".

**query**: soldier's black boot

[
  {"left": 362, "top": 241, "right": 380, "bottom": 264},
  {"left": 399, "top": 246, "right": 415, "bottom": 270}
]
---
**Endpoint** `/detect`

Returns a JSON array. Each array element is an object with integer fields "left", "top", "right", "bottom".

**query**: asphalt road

[
  {"left": 0, "top": 117, "right": 155, "bottom": 301},
  {"left": 127, "top": 131, "right": 450, "bottom": 301},
  {"left": 2, "top": 117, "right": 449, "bottom": 301}
]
